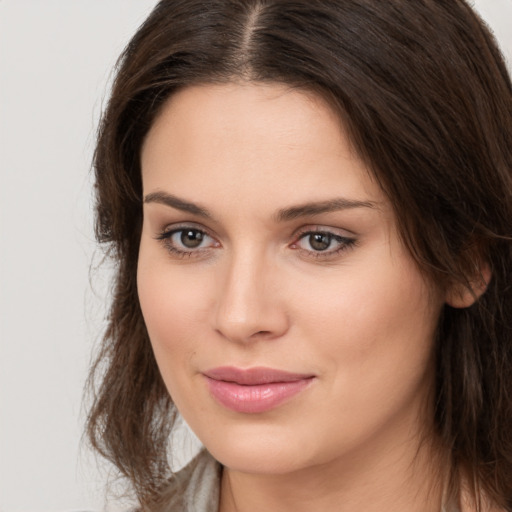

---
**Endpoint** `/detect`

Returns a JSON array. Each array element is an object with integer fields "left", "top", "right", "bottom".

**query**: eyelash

[
  {"left": 291, "top": 228, "right": 357, "bottom": 260},
  {"left": 155, "top": 225, "right": 357, "bottom": 260},
  {"left": 155, "top": 225, "right": 219, "bottom": 259}
]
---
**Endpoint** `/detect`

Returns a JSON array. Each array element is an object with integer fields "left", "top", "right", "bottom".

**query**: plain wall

[{"left": 0, "top": 1, "right": 510, "bottom": 511}]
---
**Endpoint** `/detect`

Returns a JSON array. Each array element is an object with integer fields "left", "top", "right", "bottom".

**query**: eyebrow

[
  {"left": 144, "top": 191, "right": 212, "bottom": 218},
  {"left": 144, "top": 191, "right": 376, "bottom": 221},
  {"left": 275, "top": 198, "right": 377, "bottom": 221}
]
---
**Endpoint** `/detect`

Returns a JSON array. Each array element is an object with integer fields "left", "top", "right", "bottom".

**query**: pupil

[
  {"left": 181, "top": 230, "right": 204, "bottom": 248},
  {"left": 310, "top": 233, "right": 331, "bottom": 251}
]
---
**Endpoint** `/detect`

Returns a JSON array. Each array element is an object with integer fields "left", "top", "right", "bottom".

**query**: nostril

[{"left": 252, "top": 330, "right": 272, "bottom": 338}]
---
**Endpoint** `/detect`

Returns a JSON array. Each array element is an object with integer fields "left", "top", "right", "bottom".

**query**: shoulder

[{"left": 153, "top": 449, "right": 222, "bottom": 512}]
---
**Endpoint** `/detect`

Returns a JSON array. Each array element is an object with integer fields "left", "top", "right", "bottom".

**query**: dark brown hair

[{"left": 87, "top": 0, "right": 512, "bottom": 509}]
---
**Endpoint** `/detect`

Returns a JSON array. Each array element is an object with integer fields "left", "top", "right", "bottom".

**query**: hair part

[{"left": 87, "top": 1, "right": 512, "bottom": 509}]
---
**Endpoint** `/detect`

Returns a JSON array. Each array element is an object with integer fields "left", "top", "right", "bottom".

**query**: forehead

[{"left": 140, "top": 82, "right": 385, "bottom": 212}]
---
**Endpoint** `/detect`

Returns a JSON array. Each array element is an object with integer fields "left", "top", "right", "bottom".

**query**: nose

[{"left": 213, "top": 249, "right": 289, "bottom": 344}]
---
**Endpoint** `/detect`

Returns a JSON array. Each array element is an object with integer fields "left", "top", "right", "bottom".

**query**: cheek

[
  {"left": 288, "top": 259, "right": 440, "bottom": 455},
  {"left": 295, "top": 252, "right": 439, "bottom": 386},
  {"left": 137, "top": 250, "right": 213, "bottom": 378}
]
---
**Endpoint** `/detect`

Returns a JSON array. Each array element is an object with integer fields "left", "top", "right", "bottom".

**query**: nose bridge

[{"left": 214, "top": 244, "right": 287, "bottom": 342}]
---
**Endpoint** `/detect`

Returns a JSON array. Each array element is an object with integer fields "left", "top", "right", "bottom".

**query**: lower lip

[{"left": 204, "top": 376, "right": 314, "bottom": 413}]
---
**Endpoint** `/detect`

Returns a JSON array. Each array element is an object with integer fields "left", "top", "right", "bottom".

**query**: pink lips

[{"left": 203, "top": 366, "right": 315, "bottom": 413}]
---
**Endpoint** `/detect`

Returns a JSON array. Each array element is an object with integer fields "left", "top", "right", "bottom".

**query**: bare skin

[{"left": 138, "top": 82, "right": 458, "bottom": 512}]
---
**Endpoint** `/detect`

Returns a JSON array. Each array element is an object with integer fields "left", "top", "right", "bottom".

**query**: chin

[
  {"left": 211, "top": 446, "right": 309, "bottom": 475},
  {"left": 197, "top": 422, "right": 320, "bottom": 475}
]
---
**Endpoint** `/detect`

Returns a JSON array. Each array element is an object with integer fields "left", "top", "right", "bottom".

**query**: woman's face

[{"left": 138, "top": 82, "right": 444, "bottom": 474}]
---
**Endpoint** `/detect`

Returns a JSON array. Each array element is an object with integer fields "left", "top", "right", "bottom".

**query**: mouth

[{"left": 202, "top": 366, "right": 316, "bottom": 414}]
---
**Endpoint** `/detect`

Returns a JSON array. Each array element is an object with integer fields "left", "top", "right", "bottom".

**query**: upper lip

[{"left": 202, "top": 366, "right": 315, "bottom": 385}]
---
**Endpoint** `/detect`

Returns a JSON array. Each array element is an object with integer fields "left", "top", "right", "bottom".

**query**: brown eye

[
  {"left": 157, "top": 227, "right": 218, "bottom": 256},
  {"left": 293, "top": 229, "right": 356, "bottom": 258},
  {"left": 180, "top": 229, "right": 204, "bottom": 248},
  {"left": 309, "top": 233, "right": 332, "bottom": 251}
]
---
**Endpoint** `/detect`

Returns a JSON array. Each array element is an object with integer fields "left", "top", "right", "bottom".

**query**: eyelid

[
  {"left": 156, "top": 221, "right": 210, "bottom": 238},
  {"left": 155, "top": 223, "right": 221, "bottom": 258},
  {"left": 291, "top": 224, "right": 356, "bottom": 240},
  {"left": 290, "top": 225, "right": 357, "bottom": 259}
]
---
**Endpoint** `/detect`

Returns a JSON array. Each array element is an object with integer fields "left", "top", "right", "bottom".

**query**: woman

[{"left": 86, "top": 1, "right": 512, "bottom": 511}]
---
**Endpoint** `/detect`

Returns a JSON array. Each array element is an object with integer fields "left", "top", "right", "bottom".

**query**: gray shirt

[{"left": 160, "top": 449, "right": 221, "bottom": 512}]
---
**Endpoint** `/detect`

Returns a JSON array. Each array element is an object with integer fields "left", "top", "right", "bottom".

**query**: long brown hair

[{"left": 87, "top": 0, "right": 512, "bottom": 509}]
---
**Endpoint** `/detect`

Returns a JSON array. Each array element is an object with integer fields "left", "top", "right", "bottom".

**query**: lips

[{"left": 202, "top": 366, "right": 315, "bottom": 413}]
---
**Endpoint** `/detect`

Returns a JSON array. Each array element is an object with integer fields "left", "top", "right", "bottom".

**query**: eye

[
  {"left": 156, "top": 226, "right": 219, "bottom": 257},
  {"left": 292, "top": 229, "right": 356, "bottom": 258},
  {"left": 302, "top": 232, "right": 334, "bottom": 252},
  {"left": 175, "top": 229, "right": 207, "bottom": 249}
]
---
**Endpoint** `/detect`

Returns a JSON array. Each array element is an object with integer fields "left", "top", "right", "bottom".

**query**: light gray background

[{"left": 0, "top": 1, "right": 510, "bottom": 511}]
